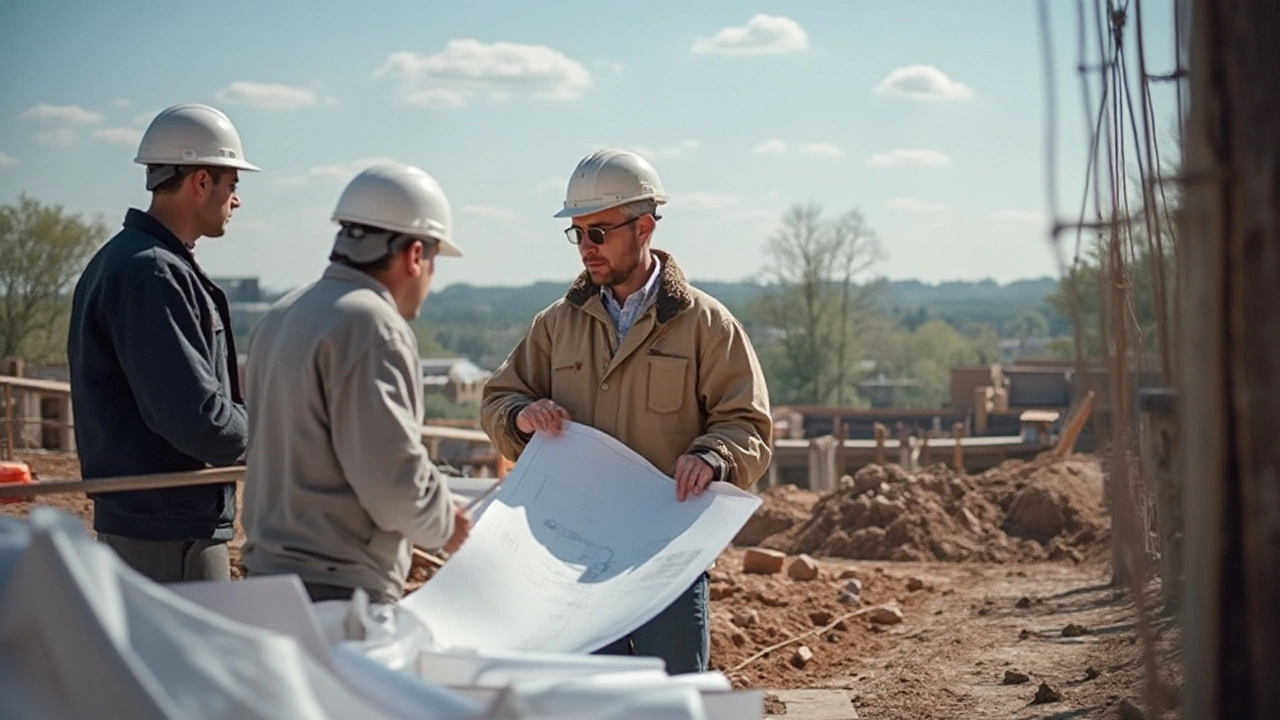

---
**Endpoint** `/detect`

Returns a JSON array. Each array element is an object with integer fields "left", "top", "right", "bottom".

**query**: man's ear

[
  {"left": 637, "top": 214, "right": 656, "bottom": 242},
  {"left": 188, "top": 169, "right": 210, "bottom": 197},
  {"left": 405, "top": 239, "right": 426, "bottom": 276}
]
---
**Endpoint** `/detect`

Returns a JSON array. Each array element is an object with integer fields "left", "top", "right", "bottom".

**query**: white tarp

[
  {"left": 0, "top": 508, "right": 467, "bottom": 720},
  {"left": 403, "top": 422, "right": 762, "bottom": 654}
]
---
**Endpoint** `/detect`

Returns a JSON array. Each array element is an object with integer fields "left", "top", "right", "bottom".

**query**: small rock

[
  {"left": 809, "top": 610, "right": 834, "bottom": 626},
  {"left": 708, "top": 584, "right": 737, "bottom": 601},
  {"left": 730, "top": 631, "right": 747, "bottom": 647},
  {"left": 837, "top": 568, "right": 861, "bottom": 580},
  {"left": 906, "top": 577, "right": 925, "bottom": 592},
  {"left": 837, "top": 591, "right": 861, "bottom": 606},
  {"left": 1118, "top": 698, "right": 1146, "bottom": 720},
  {"left": 732, "top": 610, "right": 758, "bottom": 628},
  {"left": 869, "top": 624, "right": 884, "bottom": 633},
  {"left": 1019, "top": 629, "right": 1033, "bottom": 640},
  {"left": 1003, "top": 670, "right": 1030, "bottom": 685},
  {"left": 743, "top": 547, "right": 786, "bottom": 574},
  {"left": 844, "top": 578, "right": 864, "bottom": 594},
  {"left": 708, "top": 570, "right": 729, "bottom": 583},
  {"left": 762, "top": 693, "right": 786, "bottom": 716},
  {"left": 787, "top": 554, "right": 820, "bottom": 581},
  {"left": 1031, "top": 682, "right": 1062, "bottom": 705},
  {"left": 1062, "top": 623, "right": 1091, "bottom": 638},
  {"left": 790, "top": 645, "right": 814, "bottom": 669},
  {"left": 1015, "top": 596, "right": 1032, "bottom": 609},
  {"left": 869, "top": 605, "right": 904, "bottom": 625},
  {"left": 977, "top": 607, "right": 991, "bottom": 616},
  {"left": 824, "top": 631, "right": 842, "bottom": 643},
  {"left": 1084, "top": 666, "right": 1100, "bottom": 681}
]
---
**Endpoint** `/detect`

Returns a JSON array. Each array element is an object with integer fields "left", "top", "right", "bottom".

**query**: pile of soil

[{"left": 743, "top": 454, "right": 1107, "bottom": 563}]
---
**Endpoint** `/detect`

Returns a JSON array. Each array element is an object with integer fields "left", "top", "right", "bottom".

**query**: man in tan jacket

[{"left": 481, "top": 148, "right": 773, "bottom": 673}]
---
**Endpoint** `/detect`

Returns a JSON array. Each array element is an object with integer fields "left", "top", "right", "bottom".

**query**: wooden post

[
  {"left": 1181, "top": 0, "right": 1280, "bottom": 716},
  {"left": 973, "top": 386, "right": 990, "bottom": 434},
  {"left": 834, "top": 416, "right": 847, "bottom": 478},
  {"left": 873, "top": 422, "right": 887, "bottom": 465},
  {"left": 951, "top": 422, "right": 964, "bottom": 472},
  {"left": 896, "top": 424, "right": 910, "bottom": 469},
  {"left": 1139, "top": 388, "right": 1181, "bottom": 611},
  {"left": 3, "top": 384, "right": 12, "bottom": 462},
  {"left": 919, "top": 430, "right": 932, "bottom": 468}
]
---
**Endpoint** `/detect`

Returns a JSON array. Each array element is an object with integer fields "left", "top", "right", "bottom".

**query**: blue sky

[{"left": 0, "top": 1, "right": 1179, "bottom": 293}]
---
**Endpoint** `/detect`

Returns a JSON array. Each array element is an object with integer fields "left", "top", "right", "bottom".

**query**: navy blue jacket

[{"left": 68, "top": 209, "right": 247, "bottom": 541}]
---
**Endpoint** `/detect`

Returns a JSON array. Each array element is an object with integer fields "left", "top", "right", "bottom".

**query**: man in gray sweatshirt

[{"left": 241, "top": 161, "right": 469, "bottom": 604}]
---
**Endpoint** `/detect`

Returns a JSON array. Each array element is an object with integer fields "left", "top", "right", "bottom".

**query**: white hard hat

[
  {"left": 331, "top": 161, "right": 462, "bottom": 260},
  {"left": 553, "top": 148, "right": 668, "bottom": 219},
  {"left": 134, "top": 104, "right": 260, "bottom": 172}
]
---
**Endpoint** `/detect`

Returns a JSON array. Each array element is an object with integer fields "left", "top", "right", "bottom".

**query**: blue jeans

[{"left": 594, "top": 572, "right": 710, "bottom": 674}]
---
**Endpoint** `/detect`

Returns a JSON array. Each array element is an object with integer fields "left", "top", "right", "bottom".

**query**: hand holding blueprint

[{"left": 402, "top": 422, "right": 762, "bottom": 655}]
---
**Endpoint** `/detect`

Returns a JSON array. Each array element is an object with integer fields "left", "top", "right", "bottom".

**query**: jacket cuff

[
  {"left": 506, "top": 402, "right": 534, "bottom": 445},
  {"left": 692, "top": 450, "right": 729, "bottom": 483}
]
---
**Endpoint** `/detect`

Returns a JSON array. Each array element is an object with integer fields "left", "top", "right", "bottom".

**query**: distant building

[
  {"left": 212, "top": 276, "right": 270, "bottom": 340},
  {"left": 855, "top": 374, "right": 918, "bottom": 409},
  {"left": 420, "top": 357, "right": 491, "bottom": 405}
]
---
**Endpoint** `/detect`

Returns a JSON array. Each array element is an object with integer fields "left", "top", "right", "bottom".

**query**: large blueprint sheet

[{"left": 402, "top": 422, "right": 762, "bottom": 655}]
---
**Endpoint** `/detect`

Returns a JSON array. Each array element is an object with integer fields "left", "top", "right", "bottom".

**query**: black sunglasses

[{"left": 564, "top": 214, "right": 659, "bottom": 245}]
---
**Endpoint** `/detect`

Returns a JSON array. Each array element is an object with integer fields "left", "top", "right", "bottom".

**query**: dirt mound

[
  {"left": 733, "top": 484, "right": 820, "bottom": 547},
  {"left": 745, "top": 454, "right": 1107, "bottom": 563}
]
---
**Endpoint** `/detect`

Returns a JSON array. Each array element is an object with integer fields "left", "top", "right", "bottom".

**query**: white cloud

[
  {"left": 751, "top": 139, "right": 788, "bottom": 156},
  {"left": 112, "top": 98, "right": 131, "bottom": 108},
  {"left": 874, "top": 65, "right": 973, "bottom": 101},
  {"left": 405, "top": 88, "right": 469, "bottom": 109},
  {"left": 20, "top": 103, "right": 103, "bottom": 125},
  {"left": 798, "top": 142, "right": 845, "bottom": 158},
  {"left": 678, "top": 192, "right": 742, "bottom": 211},
  {"left": 374, "top": 40, "right": 592, "bottom": 107},
  {"left": 92, "top": 127, "right": 144, "bottom": 145},
  {"left": 215, "top": 81, "right": 318, "bottom": 110},
  {"left": 274, "top": 157, "right": 399, "bottom": 186},
  {"left": 886, "top": 197, "right": 945, "bottom": 213},
  {"left": 866, "top": 149, "right": 951, "bottom": 167},
  {"left": 633, "top": 140, "right": 701, "bottom": 160},
  {"left": 323, "top": 96, "right": 340, "bottom": 106},
  {"left": 988, "top": 209, "right": 1046, "bottom": 225},
  {"left": 461, "top": 204, "right": 523, "bottom": 222},
  {"left": 594, "top": 59, "right": 625, "bottom": 74},
  {"left": 132, "top": 110, "right": 160, "bottom": 127},
  {"left": 536, "top": 177, "right": 565, "bottom": 193},
  {"left": 692, "top": 14, "right": 808, "bottom": 56},
  {"left": 726, "top": 208, "right": 780, "bottom": 224},
  {"left": 727, "top": 208, "right": 778, "bottom": 224},
  {"left": 0, "top": 152, "right": 17, "bottom": 167},
  {"left": 32, "top": 128, "right": 79, "bottom": 145}
]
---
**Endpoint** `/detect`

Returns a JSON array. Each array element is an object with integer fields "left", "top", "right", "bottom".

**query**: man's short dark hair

[{"left": 149, "top": 165, "right": 231, "bottom": 195}]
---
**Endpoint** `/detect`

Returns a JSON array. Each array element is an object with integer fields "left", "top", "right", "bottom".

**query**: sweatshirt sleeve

[{"left": 329, "top": 336, "right": 455, "bottom": 550}]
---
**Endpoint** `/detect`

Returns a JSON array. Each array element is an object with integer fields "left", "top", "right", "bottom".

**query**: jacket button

[{"left": 601, "top": 382, "right": 609, "bottom": 391}]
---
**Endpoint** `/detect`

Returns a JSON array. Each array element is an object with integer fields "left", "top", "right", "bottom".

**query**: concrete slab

[{"left": 765, "top": 689, "right": 859, "bottom": 719}]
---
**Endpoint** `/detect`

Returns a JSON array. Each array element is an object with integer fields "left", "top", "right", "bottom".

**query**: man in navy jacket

[{"left": 68, "top": 104, "right": 260, "bottom": 582}]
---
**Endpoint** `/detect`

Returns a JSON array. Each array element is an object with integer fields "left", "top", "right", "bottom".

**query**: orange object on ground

[{"left": 0, "top": 461, "right": 33, "bottom": 504}]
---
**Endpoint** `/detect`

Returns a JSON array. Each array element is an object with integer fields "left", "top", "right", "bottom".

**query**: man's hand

[
  {"left": 442, "top": 505, "right": 472, "bottom": 554},
  {"left": 516, "top": 399, "right": 572, "bottom": 437},
  {"left": 675, "top": 454, "right": 715, "bottom": 501}
]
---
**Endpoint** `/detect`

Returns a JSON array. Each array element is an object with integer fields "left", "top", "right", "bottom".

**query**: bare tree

[
  {"left": 0, "top": 195, "right": 107, "bottom": 362},
  {"left": 757, "top": 203, "right": 883, "bottom": 405}
]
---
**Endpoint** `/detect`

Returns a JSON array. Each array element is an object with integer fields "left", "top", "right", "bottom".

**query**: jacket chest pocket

[
  {"left": 551, "top": 353, "right": 586, "bottom": 407},
  {"left": 646, "top": 356, "right": 689, "bottom": 414}
]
